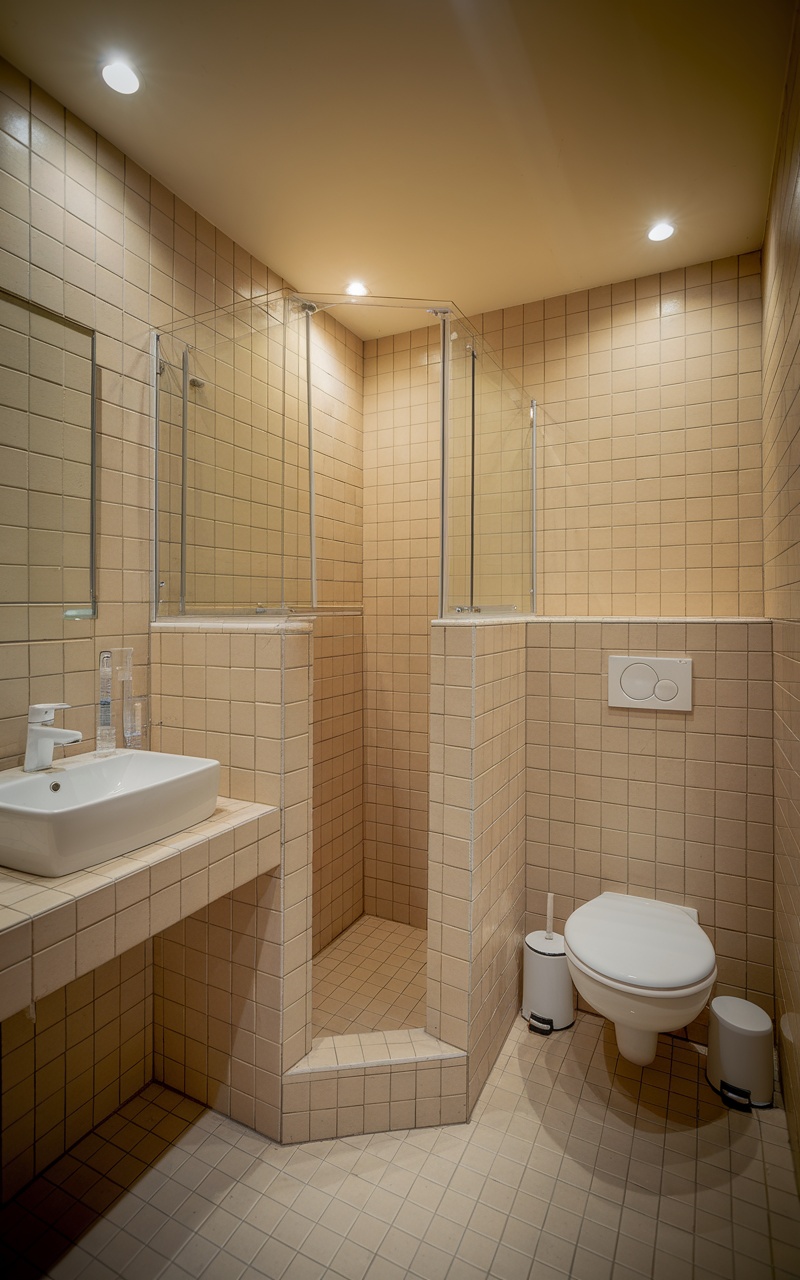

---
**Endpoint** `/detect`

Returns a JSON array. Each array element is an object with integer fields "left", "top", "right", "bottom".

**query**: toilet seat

[{"left": 564, "top": 892, "right": 716, "bottom": 994}]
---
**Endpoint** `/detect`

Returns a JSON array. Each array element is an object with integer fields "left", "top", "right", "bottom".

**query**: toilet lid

[{"left": 564, "top": 893, "right": 716, "bottom": 991}]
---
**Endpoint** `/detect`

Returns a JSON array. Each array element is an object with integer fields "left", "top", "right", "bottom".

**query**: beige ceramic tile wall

[
  {"left": 154, "top": 873, "right": 285, "bottom": 1140},
  {"left": 1, "top": 942, "right": 151, "bottom": 1202},
  {"left": 470, "top": 254, "right": 763, "bottom": 618},
  {"left": 467, "top": 623, "right": 527, "bottom": 1106},
  {"left": 362, "top": 326, "right": 440, "bottom": 928},
  {"left": 309, "top": 309, "right": 364, "bottom": 610},
  {"left": 300, "top": 314, "right": 365, "bottom": 954},
  {"left": 150, "top": 621, "right": 312, "bottom": 1140},
  {"left": 0, "top": 58, "right": 292, "bottom": 774},
  {"left": 763, "top": 16, "right": 800, "bottom": 1188},
  {"left": 366, "top": 255, "right": 765, "bottom": 926},
  {"left": 312, "top": 613, "right": 364, "bottom": 954},
  {"left": 527, "top": 619, "right": 774, "bottom": 1038},
  {"left": 0, "top": 54, "right": 299, "bottom": 1191},
  {"left": 429, "top": 621, "right": 527, "bottom": 1110}
]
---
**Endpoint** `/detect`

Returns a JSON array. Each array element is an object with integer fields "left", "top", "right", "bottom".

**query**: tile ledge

[
  {"left": 433, "top": 614, "right": 770, "bottom": 626},
  {"left": 287, "top": 1030, "right": 467, "bottom": 1074}
]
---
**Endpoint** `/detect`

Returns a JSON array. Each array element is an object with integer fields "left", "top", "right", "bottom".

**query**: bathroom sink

[{"left": 0, "top": 750, "right": 220, "bottom": 877}]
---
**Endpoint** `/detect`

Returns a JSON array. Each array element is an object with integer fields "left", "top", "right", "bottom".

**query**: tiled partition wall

[
  {"left": 150, "top": 619, "right": 313, "bottom": 1139},
  {"left": 762, "top": 12, "right": 800, "bottom": 1182},
  {"left": 429, "top": 620, "right": 527, "bottom": 1110},
  {"left": 526, "top": 618, "right": 774, "bottom": 1039}
]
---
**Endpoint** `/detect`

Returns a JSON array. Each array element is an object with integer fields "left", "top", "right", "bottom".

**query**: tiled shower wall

[
  {"left": 526, "top": 618, "right": 774, "bottom": 1038},
  {"left": 362, "top": 326, "right": 440, "bottom": 928},
  {"left": 312, "top": 612, "right": 364, "bottom": 953},
  {"left": 473, "top": 254, "right": 764, "bottom": 617},
  {"left": 763, "top": 11, "right": 800, "bottom": 1181}
]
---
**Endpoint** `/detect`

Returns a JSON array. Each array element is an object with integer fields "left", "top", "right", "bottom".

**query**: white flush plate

[{"left": 608, "top": 655, "right": 692, "bottom": 711}]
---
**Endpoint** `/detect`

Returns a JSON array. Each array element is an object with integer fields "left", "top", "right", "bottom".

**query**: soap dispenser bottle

[{"left": 96, "top": 650, "right": 115, "bottom": 755}]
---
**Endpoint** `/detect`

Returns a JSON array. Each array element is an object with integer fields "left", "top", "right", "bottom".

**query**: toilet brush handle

[{"left": 545, "top": 891, "right": 554, "bottom": 940}]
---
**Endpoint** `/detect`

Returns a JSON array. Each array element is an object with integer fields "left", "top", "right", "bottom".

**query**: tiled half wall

[
  {"left": 150, "top": 619, "right": 313, "bottom": 1140},
  {"left": 430, "top": 620, "right": 528, "bottom": 1112}
]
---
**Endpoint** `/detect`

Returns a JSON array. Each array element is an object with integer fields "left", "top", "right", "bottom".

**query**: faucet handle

[{"left": 28, "top": 703, "right": 70, "bottom": 725}]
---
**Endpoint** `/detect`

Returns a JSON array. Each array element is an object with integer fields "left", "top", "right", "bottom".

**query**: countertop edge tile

[{"left": 0, "top": 797, "right": 280, "bottom": 1021}]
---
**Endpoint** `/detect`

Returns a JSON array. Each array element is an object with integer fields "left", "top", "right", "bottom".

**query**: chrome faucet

[{"left": 24, "top": 703, "right": 83, "bottom": 772}]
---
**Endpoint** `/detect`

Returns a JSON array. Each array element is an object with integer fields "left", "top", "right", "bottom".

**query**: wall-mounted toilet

[{"left": 564, "top": 892, "right": 717, "bottom": 1066}]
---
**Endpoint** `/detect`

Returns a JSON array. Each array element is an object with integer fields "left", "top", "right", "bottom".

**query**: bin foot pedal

[
  {"left": 720, "top": 1079, "right": 752, "bottom": 1112},
  {"left": 528, "top": 1013, "right": 554, "bottom": 1035}
]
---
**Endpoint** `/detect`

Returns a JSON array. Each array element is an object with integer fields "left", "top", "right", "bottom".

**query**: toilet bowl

[{"left": 564, "top": 892, "right": 717, "bottom": 1066}]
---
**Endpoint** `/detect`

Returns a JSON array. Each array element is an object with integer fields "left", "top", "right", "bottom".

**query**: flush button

[
  {"left": 608, "top": 655, "right": 693, "bottom": 711},
  {"left": 619, "top": 662, "right": 658, "bottom": 699}
]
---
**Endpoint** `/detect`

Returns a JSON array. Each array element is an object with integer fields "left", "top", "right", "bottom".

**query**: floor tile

[
  {"left": 312, "top": 915, "right": 427, "bottom": 1038},
  {"left": 2, "top": 1013, "right": 800, "bottom": 1277}
]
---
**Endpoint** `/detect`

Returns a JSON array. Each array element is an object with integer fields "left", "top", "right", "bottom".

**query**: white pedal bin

[
  {"left": 706, "top": 996, "right": 773, "bottom": 1109},
  {"left": 522, "top": 931, "right": 575, "bottom": 1035}
]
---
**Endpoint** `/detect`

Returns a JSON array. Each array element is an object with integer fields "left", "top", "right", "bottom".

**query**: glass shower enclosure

[
  {"left": 153, "top": 291, "right": 314, "bottom": 617},
  {"left": 439, "top": 313, "right": 535, "bottom": 616},
  {"left": 152, "top": 291, "right": 535, "bottom": 619}
]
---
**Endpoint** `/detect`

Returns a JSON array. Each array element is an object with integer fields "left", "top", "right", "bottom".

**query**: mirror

[{"left": 0, "top": 288, "right": 96, "bottom": 644}]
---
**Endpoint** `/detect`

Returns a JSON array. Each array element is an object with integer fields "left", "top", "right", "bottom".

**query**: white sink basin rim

[{"left": 0, "top": 750, "right": 220, "bottom": 877}]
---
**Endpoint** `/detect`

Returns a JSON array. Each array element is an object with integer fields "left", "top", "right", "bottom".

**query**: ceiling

[{"left": 0, "top": 0, "right": 794, "bottom": 337}]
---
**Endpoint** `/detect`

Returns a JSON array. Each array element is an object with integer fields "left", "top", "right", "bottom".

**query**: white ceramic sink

[{"left": 0, "top": 750, "right": 220, "bottom": 877}]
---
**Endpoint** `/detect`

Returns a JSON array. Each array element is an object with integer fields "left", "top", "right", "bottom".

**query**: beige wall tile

[
  {"left": 526, "top": 618, "right": 774, "bottom": 1045},
  {"left": 763, "top": 24, "right": 800, "bottom": 1192}
]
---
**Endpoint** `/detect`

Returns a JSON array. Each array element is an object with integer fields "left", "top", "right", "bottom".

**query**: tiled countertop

[{"left": 0, "top": 797, "right": 280, "bottom": 1023}]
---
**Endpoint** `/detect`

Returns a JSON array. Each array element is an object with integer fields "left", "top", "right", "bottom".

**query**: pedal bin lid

[
  {"left": 525, "top": 930, "right": 565, "bottom": 957},
  {"left": 711, "top": 996, "right": 771, "bottom": 1036}
]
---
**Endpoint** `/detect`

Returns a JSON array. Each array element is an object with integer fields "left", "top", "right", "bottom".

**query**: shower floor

[{"left": 312, "top": 914, "right": 427, "bottom": 1039}]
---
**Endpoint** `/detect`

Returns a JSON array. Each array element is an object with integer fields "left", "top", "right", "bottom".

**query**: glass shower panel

[
  {"left": 472, "top": 356, "right": 532, "bottom": 612},
  {"left": 154, "top": 292, "right": 313, "bottom": 615},
  {"left": 444, "top": 323, "right": 475, "bottom": 611},
  {"left": 443, "top": 320, "right": 533, "bottom": 616},
  {"left": 282, "top": 300, "right": 313, "bottom": 612}
]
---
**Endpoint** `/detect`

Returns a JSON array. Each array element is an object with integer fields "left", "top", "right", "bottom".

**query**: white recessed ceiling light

[
  {"left": 101, "top": 61, "right": 140, "bottom": 94},
  {"left": 345, "top": 281, "right": 369, "bottom": 296},
  {"left": 648, "top": 221, "right": 674, "bottom": 242}
]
